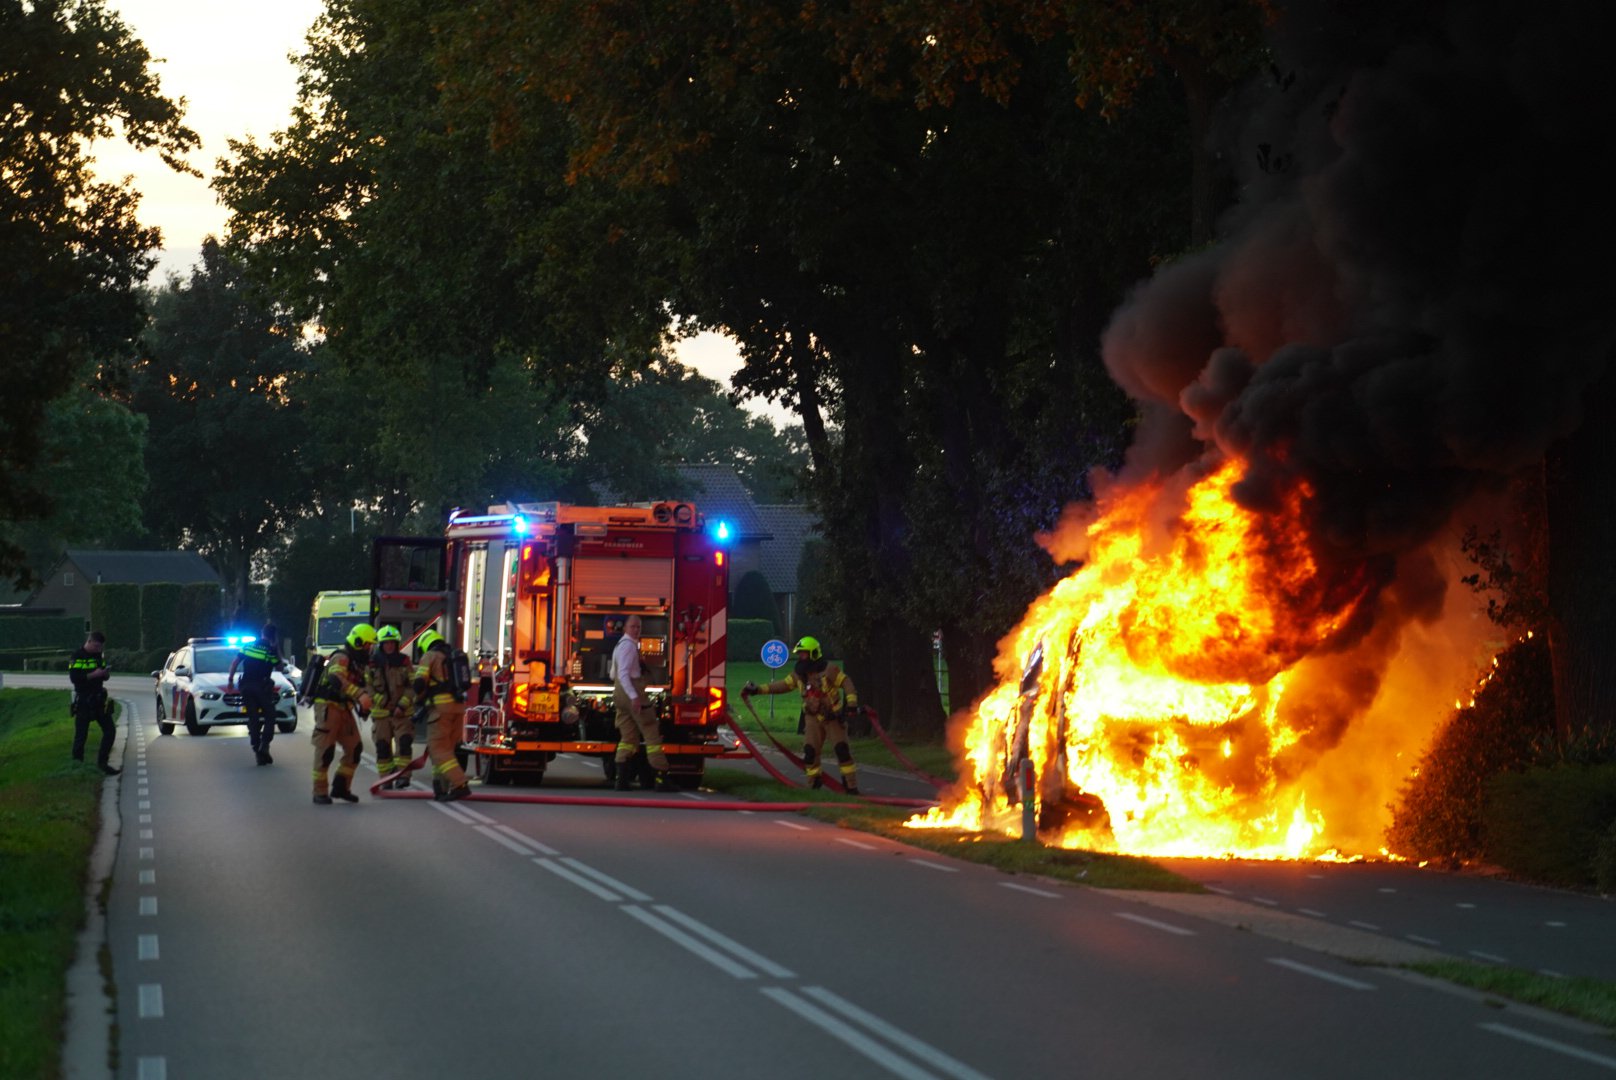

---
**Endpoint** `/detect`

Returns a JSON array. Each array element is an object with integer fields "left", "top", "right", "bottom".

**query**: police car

[{"left": 152, "top": 636, "right": 298, "bottom": 736}]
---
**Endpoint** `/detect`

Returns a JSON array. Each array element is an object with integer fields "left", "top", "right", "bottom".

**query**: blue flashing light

[
  {"left": 226, "top": 634, "right": 256, "bottom": 647},
  {"left": 713, "top": 519, "right": 732, "bottom": 544},
  {"left": 513, "top": 515, "right": 528, "bottom": 535}
]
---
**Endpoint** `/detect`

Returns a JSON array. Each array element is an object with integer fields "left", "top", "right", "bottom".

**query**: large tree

[
  {"left": 0, "top": 0, "right": 198, "bottom": 586},
  {"left": 132, "top": 240, "right": 310, "bottom": 612},
  {"left": 438, "top": 1, "right": 1203, "bottom": 728}
]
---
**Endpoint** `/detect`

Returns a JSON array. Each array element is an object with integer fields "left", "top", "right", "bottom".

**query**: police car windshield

[{"left": 191, "top": 647, "right": 235, "bottom": 675}]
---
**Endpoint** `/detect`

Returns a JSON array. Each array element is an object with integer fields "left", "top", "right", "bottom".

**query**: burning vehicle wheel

[{"left": 184, "top": 701, "right": 204, "bottom": 736}]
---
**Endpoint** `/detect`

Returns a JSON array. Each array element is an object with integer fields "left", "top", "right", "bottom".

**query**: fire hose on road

[
  {"left": 364, "top": 700, "right": 937, "bottom": 811},
  {"left": 733, "top": 695, "right": 943, "bottom": 798}
]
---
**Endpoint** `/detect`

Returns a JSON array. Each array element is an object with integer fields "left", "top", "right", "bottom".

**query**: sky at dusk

[{"left": 94, "top": 0, "right": 760, "bottom": 408}]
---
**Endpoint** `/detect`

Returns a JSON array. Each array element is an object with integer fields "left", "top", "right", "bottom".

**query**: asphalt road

[{"left": 17, "top": 675, "right": 1616, "bottom": 1078}]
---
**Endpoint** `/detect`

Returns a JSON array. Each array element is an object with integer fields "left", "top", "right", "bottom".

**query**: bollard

[{"left": 1018, "top": 757, "right": 1036, "bottom": 842}]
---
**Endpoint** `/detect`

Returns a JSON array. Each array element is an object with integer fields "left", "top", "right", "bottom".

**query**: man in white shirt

[{"left": 610, "top": 614, "right": 677, "bottom": 792}]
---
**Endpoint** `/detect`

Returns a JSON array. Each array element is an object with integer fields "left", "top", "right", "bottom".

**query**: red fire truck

[{"left": 371, "top": 501, "right": 734, "bottom": 787}]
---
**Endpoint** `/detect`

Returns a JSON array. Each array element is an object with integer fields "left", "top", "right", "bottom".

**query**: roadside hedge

[
  {"left": 88, "top": 583, "right": 141, "bottom": 647},
  {"left": 1483, "top": 762, "right": 1616, "bottom": 888},
  {"left": 139, "top": 583, "right": 183, "bottom": 653},
  {"left": 731, "top": 571, "right": 782, "bottom": 637},
  {"left": 175, "top": 582, "right": 222, "bottom": 641},
  {"left": 727, "top": 618, "right": 778, "bottom": 661},
  {"left": 0, "top": 616, "right": 85, "bottom": 651}
]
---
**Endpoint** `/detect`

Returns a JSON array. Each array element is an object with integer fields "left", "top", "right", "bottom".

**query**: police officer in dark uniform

[
  {"left": 67, "top": 630, "right": 119, "bottom": 775},
  {"left": 228, "top": 624, "right": 288, "bottom": 766}
]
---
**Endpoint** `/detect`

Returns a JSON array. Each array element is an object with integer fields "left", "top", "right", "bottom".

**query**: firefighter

[
  {"left": 67, "top": 630, "right": 119, "bottom": 775},
  {"left": 741, "top": 635, "right": 860, "bottom": 794},
  {"left": 367, "top": 625, "right": 416, "bottom": 788},
  {"left": 413, "top": 629, "right": 471, "bottom": 801},
  {"left": 310, "top": 623, "right": 375, "bottom": 805},
  {"left": 610, "top": 613, "right": 679, "bottom": 792},
  {"left": 227, "top": 624, "right": 288, "bottom": 766}
]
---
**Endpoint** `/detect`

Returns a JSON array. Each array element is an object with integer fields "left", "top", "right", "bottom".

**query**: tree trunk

[{"left": 1543, "top": 360, "right": 1616, "bottom": 738}]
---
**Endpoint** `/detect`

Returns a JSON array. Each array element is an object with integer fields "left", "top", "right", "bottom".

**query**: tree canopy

[{"left": 0, "top": 0, "right": 197, "bottom": 586}]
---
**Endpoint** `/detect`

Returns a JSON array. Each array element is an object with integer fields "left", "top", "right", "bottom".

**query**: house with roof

[
  {"left": 27, "top": 549, "right": 221, "bottom": 620},
  {"left": 671, "top": 464, "right": 774, "bottom": 584},
  {"left": 593, "top": 464, "right": 822, "bottom": 634},
  {"left": 754, "top": 504, "right": 819, "bottom": 640}
]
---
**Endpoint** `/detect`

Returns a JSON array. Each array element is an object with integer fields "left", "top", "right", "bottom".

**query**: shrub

[
  {"left": 732, "top": 570, "right": 782, "bottom": 636},
  {"left": 139, "top": 583, "right": 182, "bottom": 651},
  {"left": 88, "top": 583, "right": 141, "bottom": 647},
  {"left": 175, "top": 582, "right": 223, "bottom": 640},
  {"left": 106, "top": 647, "right": 174, "bottom": 676},
  {"left": 727, "top": 618, "right": 778, "bottom": 661},
  {"left": 1482, "top": 763, "right": 1616, "bottom": 888},
  {"left": 1594, "top": 821, "right": 1616, "bottom": 894},
  {"left": 0, "top": 616, "right": 85, "bottom": 651},
  {"left": 1385, "top": 635, "right": 1556, "bottom": 864}
]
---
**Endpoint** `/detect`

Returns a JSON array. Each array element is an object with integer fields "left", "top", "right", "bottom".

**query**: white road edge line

[
  {"left": 137, "top": 984, "right": 164, "bottom": 1019},
  {"left": 1469, "top": 950, "right": 1509, "bottom": 964},
  {"left": 136, "top": 1057, "right": 167, "bottom": 1080},
  {"left": 1349, "top": 920, "right": 1380, "bottom": 931},
  {"left": 1266, "top": 957, "right": 1376, "bottom": 991},
  {"left": 533, "top": 857, "right": 622, "bottom": 902},
  {"left": 137, "top": 934, "right": 159, "bottom": 961},
  {"left": 911, "top": 860, "right": 959, "bottom": 873},
  {"left": 622, "top": 906, "right": 757, "bottom": 979},
  {"left": 652, "top": 905, "right": 795, "bottom": 978},
  {"left": 800, "top": 985, "right": 995, "bottom": 1080},
  {"left": 559, "top": 858, "right": 652, "bottom": 902},
  {"left": 1114, "top": 911, "right": 1196, "bottom": 937},
  {"left": 837, "top": 838, "right": 877, "bottom": 851},
  {"left": 494, "top": 823, "right": 558, "bottom": 855},
  {"left": 456, "top": 805, "right": 497, "bottom": 824},
  {"left": 761, "top": 987, "right": 941, "bottom": 1080},
  {"left": 775, "top": 820, "right": 811, "bottom": 832},
  {"left": 1479, "top": 1022, "right": 1616, "bottom": 1070},
  {"left": 999, "top": 883, "right": 1060, "bottom": 899}
]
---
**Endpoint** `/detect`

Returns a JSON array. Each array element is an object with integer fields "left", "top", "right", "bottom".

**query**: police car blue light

[{"left": 712, "top": 519, "right": 732, "bottom": 543}]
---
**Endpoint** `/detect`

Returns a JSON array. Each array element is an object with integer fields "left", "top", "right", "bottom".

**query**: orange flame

[{"left": 908, "top": 458, "right": 1443, "bottom": 860}]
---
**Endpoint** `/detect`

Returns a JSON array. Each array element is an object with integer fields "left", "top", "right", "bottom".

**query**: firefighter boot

[
  {"left": 803, "top": 745, "right": 823, "bottom": 789},
  {"left": 653, "top": 771, "right": 680, "bottom": 793},
  {"left": 613, "top": 760, "right": 633, "bottom": 792},
  {"left": 835, "top": 742, "right": 858, "bottom": 795},
  {"left": 442, "top": 783, "right": 472, "bottom": 801},
  {"left": 331, "top": 775, "right": 359, "bottom": 803}
]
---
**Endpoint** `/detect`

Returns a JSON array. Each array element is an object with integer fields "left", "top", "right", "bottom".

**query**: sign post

[{"left": 760, "top": 639, "right": 790, "bottom": 727}]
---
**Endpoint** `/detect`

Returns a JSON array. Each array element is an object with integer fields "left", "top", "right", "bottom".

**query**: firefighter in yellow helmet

[
  {"left": 413, "top": 629, "right": 471, "bottom": 801},
  {"left": 367, "top": 625, "right": 416, "bottom": 789},
  {"left": 741, "top": 635, "right": 860, "bottom": 794},
  {"left": 311, "top": 622, "right": 375, "bottom": 804}
]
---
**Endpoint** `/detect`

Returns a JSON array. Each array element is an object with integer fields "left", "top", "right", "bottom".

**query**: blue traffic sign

[{"left": 761, "top": 639, "right": 791, "bottom": 669}]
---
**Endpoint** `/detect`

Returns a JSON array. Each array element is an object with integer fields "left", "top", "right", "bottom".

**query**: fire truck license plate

[{"left": 533, "top": 690, "right": 559, "bottom": 714}]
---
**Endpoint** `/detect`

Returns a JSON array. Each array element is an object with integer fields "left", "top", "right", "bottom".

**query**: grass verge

[
  {"left": 0, "top": 688, "right": 107, "bottom": 1079},
  {"left": 1405, "top": 959, "right": 1616, "bottom": 1029},
  {"left": 702, "top": 766, "right": 1201, "bottom": 892},
  {"left": 725, "top": 659, "right": 959, "bottom": 782}
]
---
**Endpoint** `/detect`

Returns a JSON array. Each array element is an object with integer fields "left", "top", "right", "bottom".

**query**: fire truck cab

[{"left": 370, "top": 501, "right": 733, "bottom": 787}]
